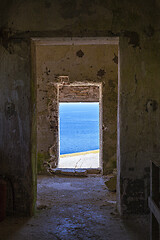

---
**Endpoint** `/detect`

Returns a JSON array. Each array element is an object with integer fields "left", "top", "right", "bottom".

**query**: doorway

[
  {"left": 31, "top": 37, "right": 119, "bottom": 214},
  {"left": 58, "top": 102, "right": 100, "bottom": 169}
]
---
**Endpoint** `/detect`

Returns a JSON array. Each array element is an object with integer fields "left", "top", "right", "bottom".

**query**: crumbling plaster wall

[
  {"left": 0, "top": 0, "right": 160, "bottom": 215},
  {"left": 59, "top": 85, "right": 100, "bottom": 102},
  {"left": 36, "top": 44, "right": 117, "bottom": 174}
]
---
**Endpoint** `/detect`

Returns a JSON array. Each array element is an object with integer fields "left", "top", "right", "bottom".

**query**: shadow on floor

[{"left": 0, "top": 175, "right": 149, "bottom": 240}]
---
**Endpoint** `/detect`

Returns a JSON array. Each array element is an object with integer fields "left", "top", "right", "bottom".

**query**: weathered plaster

[
  {"left": 0, "top": 0, "right": 160, "bottom": 216},
  {"left": 35, "top": 42, "right": 118, "bottom": 174},
  {"left": 59, "top": 85, "right": 99, "bottom": 102}
]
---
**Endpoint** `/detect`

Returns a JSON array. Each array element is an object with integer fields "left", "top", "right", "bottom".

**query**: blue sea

[{"left": 59, "top": 102, "right": 99, "bottom": 155}]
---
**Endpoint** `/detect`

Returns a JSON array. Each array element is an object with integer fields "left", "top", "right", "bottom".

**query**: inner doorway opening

[{"left": 58, "top": 102, "right": 100, "bottom": 169}]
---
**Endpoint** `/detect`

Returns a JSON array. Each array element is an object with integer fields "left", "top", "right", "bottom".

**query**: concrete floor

[{"left": 0, "top": 175, "right": 149, "bottom": 240}]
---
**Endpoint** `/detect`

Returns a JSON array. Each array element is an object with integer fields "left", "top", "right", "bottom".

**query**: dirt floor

[{"left": 0, "top": 175, "right": 149, "bottom": 240}]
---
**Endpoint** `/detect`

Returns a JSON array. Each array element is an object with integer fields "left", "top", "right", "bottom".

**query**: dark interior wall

[
  {"left": 0, "top": 41, "right": 32, "bottom": 214},
  {"left": 0, "top": 0, "right": 160, "bottom": 215}
]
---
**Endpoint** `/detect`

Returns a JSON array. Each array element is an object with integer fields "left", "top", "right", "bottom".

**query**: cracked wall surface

[{"left": 0, "top": 0, "right": 160, "bottom": 216}]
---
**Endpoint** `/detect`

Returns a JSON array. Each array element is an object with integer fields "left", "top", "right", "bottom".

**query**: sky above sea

[{"left": 59, "top": 102, "right": 99, "bottom": 154}]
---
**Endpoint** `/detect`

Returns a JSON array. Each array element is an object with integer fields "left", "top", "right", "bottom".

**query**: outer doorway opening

[
  {"left": 58, "top": 102, "right": 100, "bottom": 169},
  {"left": 31, "top": 37, "right": 119, "bottom": 213}
]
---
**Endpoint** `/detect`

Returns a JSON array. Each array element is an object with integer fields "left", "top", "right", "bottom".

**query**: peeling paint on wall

[
  {"left": 76, "top": 49, "right": 84, "bottom": 58},
  {"left": 5, "top": 102, "right": 16, "bottom": 119}
]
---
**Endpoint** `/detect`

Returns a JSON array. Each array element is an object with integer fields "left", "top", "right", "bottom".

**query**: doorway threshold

[{"left": 49, "top": 168, "right": 102, "bottom": 177}]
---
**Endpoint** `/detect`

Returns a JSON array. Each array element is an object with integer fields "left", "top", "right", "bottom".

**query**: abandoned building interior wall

[
  {"left": 36, "top": 43, "right": 118, "bottom": 175},
  {"left": 0, "top": 0, "right": 160, "bottom": 216},
  {"left": 59, "top": 85, "right": 100, "bottom": 102}
]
